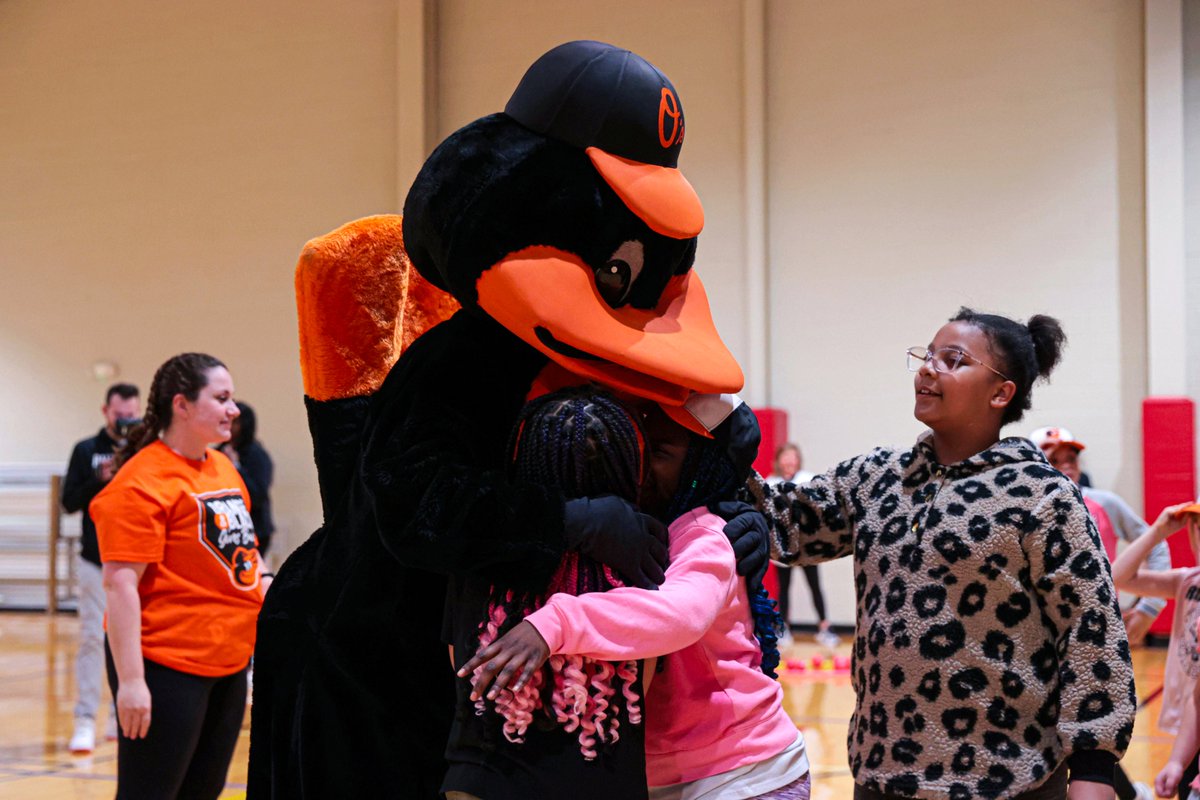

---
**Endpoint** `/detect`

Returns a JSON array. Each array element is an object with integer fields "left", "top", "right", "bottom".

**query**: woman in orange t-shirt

[{"left": 92, "top": 352, "right": 269, "bottom": 800}]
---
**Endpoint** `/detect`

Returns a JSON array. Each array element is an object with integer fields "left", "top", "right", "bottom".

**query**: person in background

[
  {"left": 62, "top": 382, "right": 140, "bottom": 754},
  {"left": 767, "top": 443, "right": 838, "bottom": 649},
  {"left": 1031, "top": 427, "right": 1170, "bottom": 647},
  {"left": 1110, "top": 502, "right": 1200, "bottom": 800},
  {"left": 221, "top": 401, "right": 275, "bottom": 557},
  {"left": 92, "top": 353, "right": 268, "bottom": 800}
]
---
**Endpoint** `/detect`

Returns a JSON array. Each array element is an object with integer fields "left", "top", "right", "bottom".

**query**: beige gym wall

[
  {"left": 0, "top": 2, "right": 1160, "bottom": 625},
  {"left": 0, "top": 0, "right": 406, "bottom": 555},
  {"left": 763, "top": 0, "right": 1146, "bottom": 624}
]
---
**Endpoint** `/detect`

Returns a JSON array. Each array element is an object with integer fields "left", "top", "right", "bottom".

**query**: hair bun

[{"left": 1026, "top": 314, "right": 1066, "bottom": 379}]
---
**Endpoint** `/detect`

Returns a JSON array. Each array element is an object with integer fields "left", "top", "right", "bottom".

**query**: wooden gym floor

[{"left": 0, "top": 613, "right": 1175, "bottom": 799}]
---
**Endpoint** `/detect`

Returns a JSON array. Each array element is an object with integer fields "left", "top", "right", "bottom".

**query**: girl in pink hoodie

[{"left": 463, "top": 400, "right": 810, "bottom": 799}]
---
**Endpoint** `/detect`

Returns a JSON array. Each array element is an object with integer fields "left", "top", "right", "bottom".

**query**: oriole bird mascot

[{"left": 248, "top": 40, "right": 764, "bottom": 798}]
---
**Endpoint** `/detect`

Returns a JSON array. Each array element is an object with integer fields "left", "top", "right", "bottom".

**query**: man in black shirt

[{"left": 62, "top": 382, "right": 139, "bottom": 753}]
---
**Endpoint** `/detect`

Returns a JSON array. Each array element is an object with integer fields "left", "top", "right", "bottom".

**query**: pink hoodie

[{"left": 526, "top": 508, "right": 803, "bottom": 787}]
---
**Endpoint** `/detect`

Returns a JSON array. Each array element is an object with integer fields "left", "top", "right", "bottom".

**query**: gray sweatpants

[{"left": 75, "top": 558, "right": 107, "bottom": 720}]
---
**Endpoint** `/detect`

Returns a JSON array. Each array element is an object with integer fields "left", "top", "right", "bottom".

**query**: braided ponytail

[{"left": 117, "top": 353, "right": 225, "bottom": 467}]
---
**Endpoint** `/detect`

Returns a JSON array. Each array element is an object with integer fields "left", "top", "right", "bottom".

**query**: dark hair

[
  {"left": 951, "top": 308, "right": 1066, "bottom": 425},
  {"left": 507, "top": 387, "right": 644, "bottom": 502},
  {"left": 663, "top": 428, "right": 784, "bottom": 678},
  {"left": 231, "top": 401, "right": 257, "bottom": 451},
  {"left": 105, "top": 383, "right": 139, "bottom": 405},
  {"left": 479, "top": 387, "right": 647, "bottom": 758},
  {"left": 117, "top": 353, "right": 225, "bottom": 467}
]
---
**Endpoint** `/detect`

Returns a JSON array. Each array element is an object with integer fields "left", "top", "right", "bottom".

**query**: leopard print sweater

[{"left": 748, "top": 433, "right": 1135, "bottom": 800}]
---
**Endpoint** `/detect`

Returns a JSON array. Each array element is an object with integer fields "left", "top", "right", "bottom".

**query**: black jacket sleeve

[
  {"left": 238, "top": 442, "right": 274, "bottom": 505},
  {"left": 356, "top": 312, "right": 566, "bottom": 590},
  {"left": 62, "top": 440, "right": 103, "bottom": 514}
]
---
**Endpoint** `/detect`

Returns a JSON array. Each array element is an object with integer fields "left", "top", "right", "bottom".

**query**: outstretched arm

[
  {"left": 1099, "top": 491, "right": 1172, "bottom": 619},
  {"left": 1110, "top": 503, "right": 1194, "bottom": 598},
  {"left": 745, "top": 447, "right": 889, "bottom": 567}
]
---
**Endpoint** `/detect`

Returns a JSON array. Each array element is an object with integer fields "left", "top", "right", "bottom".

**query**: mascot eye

[{"left": 594, "top": 241, "right": 644, "bottom": 308}]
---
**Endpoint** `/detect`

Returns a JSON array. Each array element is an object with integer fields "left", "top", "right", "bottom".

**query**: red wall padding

[
  {"left": 1143, "top": 397, "right": 1196, "bottom": 635},
  {"left": 753, "top": 407, "right": 788, "bottom": 479},
  {"left": 752, "top": 407, "right": 788, "bottom": 601}
]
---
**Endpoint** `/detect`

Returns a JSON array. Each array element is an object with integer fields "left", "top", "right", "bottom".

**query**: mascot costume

[{"left": 249, "top": 40, "right": 762, "bottom": 798}]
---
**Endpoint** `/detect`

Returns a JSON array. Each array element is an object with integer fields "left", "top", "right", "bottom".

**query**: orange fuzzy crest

[{"left": 295, "top": 215, "right": 459, "bottom": 401}]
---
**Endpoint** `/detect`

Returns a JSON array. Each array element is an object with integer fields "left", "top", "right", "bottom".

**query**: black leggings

[
  {"left": 777, "top": 564, "right": 827, "bottom": 624},
  {"left": 105, "top": 639, "right": 247, "bottom": 800}
]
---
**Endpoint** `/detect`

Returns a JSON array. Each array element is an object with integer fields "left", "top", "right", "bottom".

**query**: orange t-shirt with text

[{"left": 92, "top": 440, "right": 264, "bottom": 677}]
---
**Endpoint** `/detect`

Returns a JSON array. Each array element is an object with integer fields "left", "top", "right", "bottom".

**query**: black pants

[
  {"left": 105, "top": 639, "right": 247, "bottom": 800},
  {"left": 1182, "top": 752, "right": 1199, "bottom": 800},
  {"left": 778, "top": 564, "right": 827, "bottom": 624},
  {"left": 853, "top": 762, "right": 1069, "bottom": 800},
  {"left": 1112, "top": 765, "right": 1138, "bottom": 800}
]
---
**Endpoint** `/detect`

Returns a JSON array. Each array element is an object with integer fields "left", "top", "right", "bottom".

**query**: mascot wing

[
  {"left": 296, "top": 214, "right": 459, "bottom": 401},
  {"left": 295, "top": 214, "right": 459, "bottom": 516}
]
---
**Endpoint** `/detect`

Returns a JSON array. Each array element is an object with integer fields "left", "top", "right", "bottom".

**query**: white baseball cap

[{"left": 1029, "top": 426, "right": 1086, "bottom": 453}]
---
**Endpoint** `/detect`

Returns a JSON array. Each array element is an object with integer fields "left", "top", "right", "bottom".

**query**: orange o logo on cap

[{"left": 658, "top": 88, "right": 683, "bottom": 148}]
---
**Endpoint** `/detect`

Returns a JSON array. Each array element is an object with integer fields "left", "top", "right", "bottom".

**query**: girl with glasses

[{"left": 748, "top": 308, "right": 1135, "bottom": 800}]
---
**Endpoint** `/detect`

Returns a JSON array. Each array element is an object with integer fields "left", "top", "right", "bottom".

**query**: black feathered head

[{"left": 402, "top": 41, "right": 741, "bottom": 407}]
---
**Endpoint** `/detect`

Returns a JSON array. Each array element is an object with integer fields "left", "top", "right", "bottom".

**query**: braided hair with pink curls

[{"left": 474, "top": 386, "right": 646, "bottom": 759}]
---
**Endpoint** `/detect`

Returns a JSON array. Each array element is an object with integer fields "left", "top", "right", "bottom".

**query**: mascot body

[{"left": 249, "top": 42, "right": 743, "bottom": 798}]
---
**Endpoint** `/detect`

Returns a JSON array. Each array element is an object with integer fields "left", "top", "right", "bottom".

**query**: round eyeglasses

[{"left": 906, "top": 347, "right": 1010, "bottom": 380}]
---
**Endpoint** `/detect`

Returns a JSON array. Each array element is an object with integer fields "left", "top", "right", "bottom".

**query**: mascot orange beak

[{"left": 477, "top": 246, "right": 743, "bottom": 406}]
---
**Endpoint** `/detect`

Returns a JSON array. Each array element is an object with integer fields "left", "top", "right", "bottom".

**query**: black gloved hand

[
  {"left": 710, "top": 499, "right": 769, "bottom": 592},
  {"left": 563, "top": 495, "right": 669, "bottom": 590}
]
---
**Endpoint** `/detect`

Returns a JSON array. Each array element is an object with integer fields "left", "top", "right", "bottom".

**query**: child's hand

[
  {"left": 1185, "top": 503, "right": 1200, "bottom": 540},
  {"left": 458, "top": 621, "right": 550, "bottom": 701},
  {"left": 1122, "top": 607, "right": 1154, "bottom": 646},
  {"left": 1156, "top": 760, "right": 1184, "bottom": 798},
  {"left": 1150, "top": 503, "right": 1197, "bottom": 538}
]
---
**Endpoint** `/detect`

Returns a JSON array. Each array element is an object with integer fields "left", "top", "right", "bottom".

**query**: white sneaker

[
  {"left": 815, "top": 629, "right": 842, "bottom": 649},
  {"left": 1132, "top": 782, "right": 1153, "bottom": 800},
  {"left": 69, "top": 718, "right": 96, "bottom": 754},
  {"left": 105, "top": 713, "right": 118, "bottom": 741}
]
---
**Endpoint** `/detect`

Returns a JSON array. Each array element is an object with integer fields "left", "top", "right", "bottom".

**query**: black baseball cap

[{"left": 504, "top": 40, "right": 704, "bottom": 239}]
